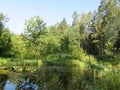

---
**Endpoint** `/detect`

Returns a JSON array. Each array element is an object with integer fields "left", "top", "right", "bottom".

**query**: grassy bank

[{"left": 0, "top": 54, "right": 120, "bottom": 72}]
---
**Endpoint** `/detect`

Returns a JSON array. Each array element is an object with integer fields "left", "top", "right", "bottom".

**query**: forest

[{"left": 0, "top": 0, "right": 120, "bottom": 89}]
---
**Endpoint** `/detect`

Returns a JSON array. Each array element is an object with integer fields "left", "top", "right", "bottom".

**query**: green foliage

[
  {"left": 0, "top": 1, "right": 120, "bottom": 89},
  {"left": 1, "top": 0, "right": 119, "bottom": 62},
  {"left": 11, "top": 34, "right": 26, "bottom": 58},
  {"left": 88, "top": 0, "right": 120, "bottom": 57},
  {"left": 60, "top": 35, "right": 70, "bottom": 53},
  {"left": 58, "top": 18, "right": 70, "bottom": 36},
  {"left": 23, "top": 16, "right": 46, "bottom": 59},
  {"left": 0, "top": 13, "right": 12, "bottom": 57}
]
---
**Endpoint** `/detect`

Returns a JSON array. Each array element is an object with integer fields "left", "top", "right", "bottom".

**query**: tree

[
  {"left": 72, "top": 11, "right": 80, "bottom": 31},
  {"left": 71, "top": 11, "right": 81, "bottom": 50},
  {"left": 11, "top": 34, "right": 26, "bottom": 58},
  {"left": 71, "top": 11, "right": 93, "bottom": 51},
  {"left": 58, "top": 18, "right": 70, "bottom": 36},
  {"left": 0, "top": 13, "right": 12, "bottom": 57},
  {"left": 60, "top": 35, "right": 71, "bottom": 59},
  {"left": 0, "top": 13, "right": 4, "bottom": 30},
  {"left": 42, "top": 25, "right": 61, "bottom": 56},
  {"left": 23, "top": 16, "right": 46, "bottom": 59},
  {"left": 114, "top": 1, "right": 120, "bottom": 52},
  {"left": 79, "top": 12, "right": 93, "bottom": 51},
  {"left": 88, "top": 0, "right": 119, "bottom": 56}
]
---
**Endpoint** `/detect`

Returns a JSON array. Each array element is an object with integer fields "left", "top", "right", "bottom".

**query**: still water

[
  {"left": 0, "top": 67, "right": 108, "bottom": 90},
  {"left": 0, "top": 67, "right": 79, "bottom": 90},
  {"left": 1, "top": 66, "right": 119, "bottom": 90}
]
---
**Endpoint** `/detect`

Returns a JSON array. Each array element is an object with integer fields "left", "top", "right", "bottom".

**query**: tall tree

[
  {"left": 23, "top": 16, "right": 46, "bottom": 59},
  {"left": 0, "top": 13, "right": 4, "bottom": 30},
  {"left": 58, "top": 18, "right": 70, "bottom": 36},
  {"left": 71, "top": 11, "right": 81, "bottom": 50},
  {"left": 71, "top": 11, "right": 93, "bottom": 51},
  {"left": 72, "top": 11, "right": 80, "bottom": 31},
  {"left": 0, "top": 13, "right": 12, "bottom": 57},
  {"left": 114, "top": 1, "right": 120, "bottom": 52},
  {"left": 79, "top": 12, "right": 93, "bottom": 51},
  {"left": 88, "top": 0, "right": 119, "bottom": 56}
]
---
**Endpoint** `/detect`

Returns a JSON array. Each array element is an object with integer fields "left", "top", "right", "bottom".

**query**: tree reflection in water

[
  {"left": 0, "top": 67, "right": 80, "bottom": 90},
  {"left": 0, "top": 74, "right": 8, "bottom": 90},
  {"left": 1, "top": 66, "right": 118, "bottom": 90},
  {"left": 7, "top": 67, "right": 72, "bottom": 90}
]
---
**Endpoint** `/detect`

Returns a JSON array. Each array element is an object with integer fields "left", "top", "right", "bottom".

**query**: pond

[
  {"left": 0, "top": 67, "right": 73, "bottom": 90},
  {"left": 0, "top": 66, "right": 110, "bottom": 90},
  {"left": 0, "top": 66, "right": 86, "bottom": 90}
]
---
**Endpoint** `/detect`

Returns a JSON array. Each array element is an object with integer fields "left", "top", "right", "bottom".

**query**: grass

[
  {"left": 0, "top": 57, "right": 43, "bottom": 72},
  {"left": 0, "top": 70, "right": 9, "bottom": 74}
]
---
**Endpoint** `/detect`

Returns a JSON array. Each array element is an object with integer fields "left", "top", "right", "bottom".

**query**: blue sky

[{"left": 0, "top": 0, "right": 100, "bottom": 34}]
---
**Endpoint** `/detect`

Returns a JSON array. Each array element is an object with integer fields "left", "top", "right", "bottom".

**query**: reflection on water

[
  {"left": 0, "top": 74, "right": 8, "bottom": 90},
  {"left": 5, "top": 81, "right": 16, "bottom": 90},
  {"left": 0, "top": 67, "right": 73, "bottom": 90},
  {"left": 0, "top": 67, "right": 116, "bottom": 90},
  {"left": 1, "top": 66, "right": 120, "bottom": 90}
]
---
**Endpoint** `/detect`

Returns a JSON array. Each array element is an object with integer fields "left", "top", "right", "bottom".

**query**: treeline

[{"left": 0, "top": 0, "right": 120, "bottom": 62}]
